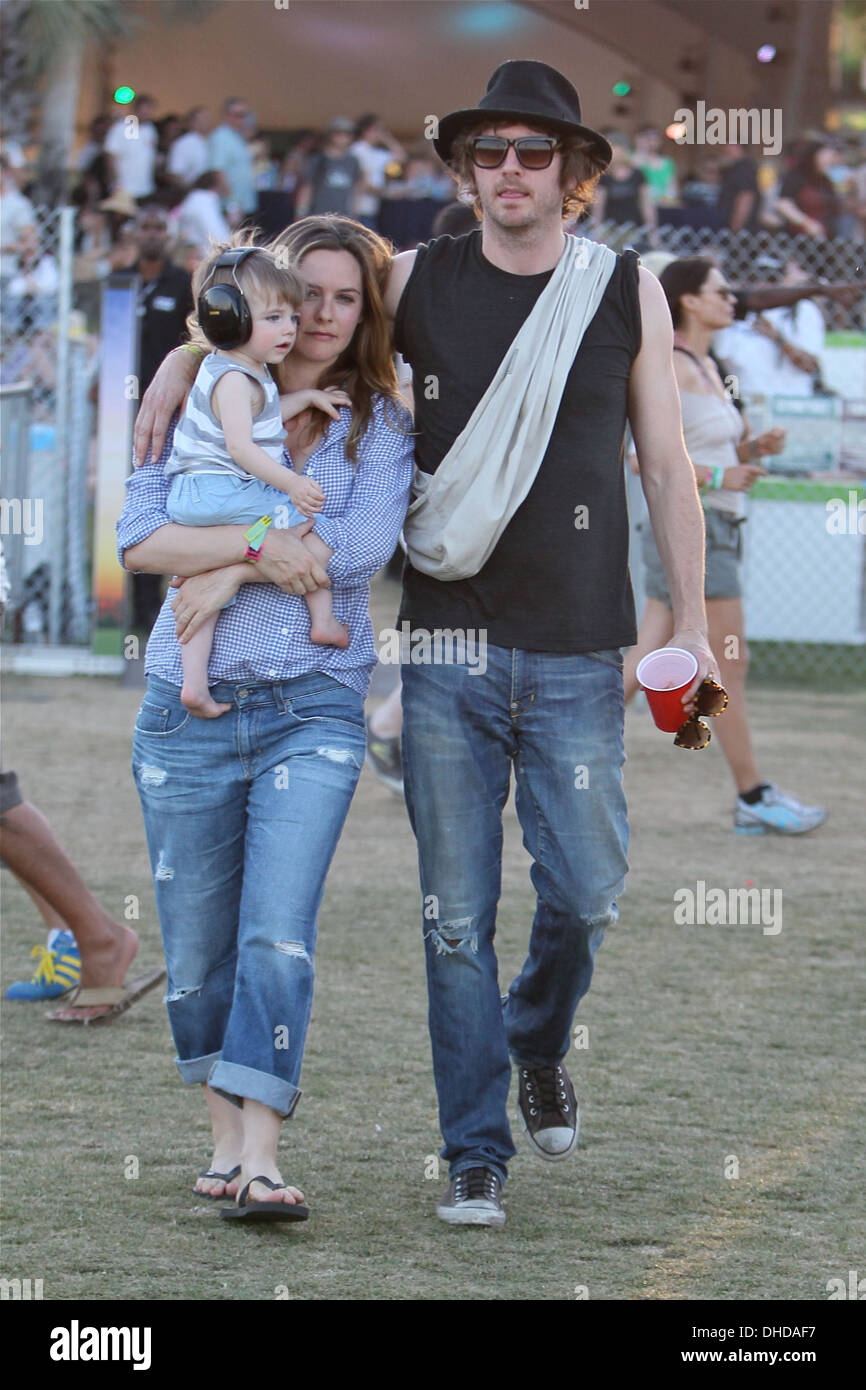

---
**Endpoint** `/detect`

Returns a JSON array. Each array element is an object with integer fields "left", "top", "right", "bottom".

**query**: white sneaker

[{"left": 734, "top": 785, "right": 828, "bottom": 836}]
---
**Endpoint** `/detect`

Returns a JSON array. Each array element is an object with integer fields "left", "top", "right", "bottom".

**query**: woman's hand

[
  {"left": 133, "top": 348, "right": 199, "bottom": 466},
  {"left": 722, "top": 463, "right": 767, "bottom": 492},
  {"left": 752, "top": 427, "right": 787, "bottom": 457},
  {"left": 256, "top": 522, "right": 330, "bottom": 595},
  {"left": 171, "top": 567, "right": 244, "bottom": 643}
]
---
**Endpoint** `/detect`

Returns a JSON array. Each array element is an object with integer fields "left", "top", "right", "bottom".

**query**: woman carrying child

[{"left": 108, "top": 217, "right": 413, "bottom": 1220}]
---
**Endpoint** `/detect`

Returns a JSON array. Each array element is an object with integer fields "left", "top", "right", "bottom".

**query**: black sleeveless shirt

[{"left": 394, "top": 229, "right": 642, "bottom": 652}]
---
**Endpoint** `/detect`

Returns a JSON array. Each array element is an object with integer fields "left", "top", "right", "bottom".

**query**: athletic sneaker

[
  {"left": 6, "top": 929, "right": 81, "bottom": 1000},
  {"left": 436, "top": 1166, "right": 506, "bottom": 1227},
  {"left": 517, "top": 1062, "right": 580, "bottom": 1160},
  {"left": 734, "top": 785, "right": 828, "bottom": 836},
  {"left": 365, "top": 716, "right": 403, "bottom": 795}
]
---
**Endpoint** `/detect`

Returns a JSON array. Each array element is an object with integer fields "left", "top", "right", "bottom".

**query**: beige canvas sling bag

[{"left": 402, "top": 236, "right": 619, "bottom": 581}]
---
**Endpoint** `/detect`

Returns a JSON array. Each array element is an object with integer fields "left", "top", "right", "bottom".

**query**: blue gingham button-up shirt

[{"left": 116, "top": 397, "right": 413, "bottom": 696}]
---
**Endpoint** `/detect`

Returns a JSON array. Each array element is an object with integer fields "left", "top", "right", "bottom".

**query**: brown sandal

[{"left": 45, "top": 968, "right": 166, "bottom": 1025}]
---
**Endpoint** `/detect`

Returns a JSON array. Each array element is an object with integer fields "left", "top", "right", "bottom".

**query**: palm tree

[{"left": 2, "top": 0, "right": 216, "bottom": 206}]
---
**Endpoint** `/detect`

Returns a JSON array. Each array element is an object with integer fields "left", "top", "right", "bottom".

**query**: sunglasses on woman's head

[
  {"left": 468, "top": 136, "right": 561, "bottom": 170},
  {"left": 674, "top": 675, "right": 728, "bottom": 750}
]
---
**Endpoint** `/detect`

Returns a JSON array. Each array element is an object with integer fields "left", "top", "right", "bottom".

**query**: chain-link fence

[
  {"left": 1, "top": 204, "right": 97, "bottom": 645},
  {"left": 598, "top": 223, "right": 866, "bottom": 683}
]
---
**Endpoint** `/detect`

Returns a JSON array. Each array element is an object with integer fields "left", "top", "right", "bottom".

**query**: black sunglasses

[
  {"left": 674, "top": 675, "right": 729, "bottom": 750},
  {"left": 468, "top": 135, "right": 561, "bottom": 170}
]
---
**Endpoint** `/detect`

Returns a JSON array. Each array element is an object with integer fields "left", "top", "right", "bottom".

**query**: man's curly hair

[{"left": 447, "top": 118, "right": 608, "bottom": 220}]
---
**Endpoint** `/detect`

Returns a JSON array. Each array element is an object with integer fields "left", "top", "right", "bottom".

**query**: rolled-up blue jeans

[
  {"left": 132, "top": 672, "right": 365, "bottom": 1117},
  {"left": 401, "top": 644, "right": 629, "bottom": 1183}
]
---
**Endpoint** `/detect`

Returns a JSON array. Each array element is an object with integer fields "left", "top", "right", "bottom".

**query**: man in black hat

[
  {"left": 132, "top": 60, "right": 716, "bottom": 1230},
  {"left": 381, "top": 59, "right": 715, "bottom": 1226}
]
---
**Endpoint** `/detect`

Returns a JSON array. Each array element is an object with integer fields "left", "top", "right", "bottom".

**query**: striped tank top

[{"left": 164, "top": 351, "right": 285, "bottom": 480}]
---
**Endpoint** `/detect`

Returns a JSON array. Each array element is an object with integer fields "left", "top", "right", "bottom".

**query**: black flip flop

[
  {"left": 193, "top": 1165, "right": 241, "bottom": 1200},
  {"left": 220, "top": 1174, "right": 310, "bottom": 1222}
]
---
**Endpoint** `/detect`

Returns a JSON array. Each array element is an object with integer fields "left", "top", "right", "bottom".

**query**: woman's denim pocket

[
  {"left": 288, "top": 681, "right": 365, "bottom": 733},
  {"left": 134, "top": 696, "right": 191, "bottom": 737}
]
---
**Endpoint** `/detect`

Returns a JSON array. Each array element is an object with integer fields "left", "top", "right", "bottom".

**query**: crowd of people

[
  {"left": 67, "top": 98, "right": 454, "bottom": 271},
  {"left": 586, "top": 126, "right": 866, "bottom": 245},
  {"left": 1, "top": 96, "right": 863, "bottom": 413},
  {"left": 3, "top": 96, "right": 863, "bottom": 330}
]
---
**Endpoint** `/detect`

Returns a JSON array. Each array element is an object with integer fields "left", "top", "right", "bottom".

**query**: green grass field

[{"left": 2, "top": 577, "right": 864, "bottom": 1301}]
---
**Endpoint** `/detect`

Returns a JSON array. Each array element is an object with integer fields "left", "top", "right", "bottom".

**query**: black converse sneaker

[
  {"left": 517, "top": 1063, "right": 580, "bottom": 1160},
  {"left": 436, "top": 1166, "right": 506, "bottom": 1227}
]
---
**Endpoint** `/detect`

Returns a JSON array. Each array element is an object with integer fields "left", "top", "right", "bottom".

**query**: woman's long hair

[
  {"left": 269, "top": 215, "right": 408, "bottom": 464},
  {"left": 788, "top": 138, "right": 836, "bottom": 191},
  {"left": 658, "top": 256, "right": 716, "bottom": 329}
]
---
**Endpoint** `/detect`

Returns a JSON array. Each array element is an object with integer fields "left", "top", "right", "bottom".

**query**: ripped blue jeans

[
  {"left": 132, "top": 672, "right": 365, "bottom": 1117},
  {"left": 401, "top": 645, "right": 629, "bottom": 1182}
]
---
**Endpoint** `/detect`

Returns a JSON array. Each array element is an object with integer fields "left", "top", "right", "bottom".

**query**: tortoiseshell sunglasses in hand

[{"left": 674, "top": 676, "right": 728, "bottom": 750}]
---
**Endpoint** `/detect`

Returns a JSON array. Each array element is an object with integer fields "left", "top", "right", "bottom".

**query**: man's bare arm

[
  {"left": 628, "top": 266, "right": 716, "bottom": 691},
  {"left": 383, "top": 249, "right": 417, "bottom": 329}
]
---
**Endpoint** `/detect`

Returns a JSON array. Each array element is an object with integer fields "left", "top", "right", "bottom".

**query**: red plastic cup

[{"left": 636, "top": 647, "right": 698, "bottom": 733}]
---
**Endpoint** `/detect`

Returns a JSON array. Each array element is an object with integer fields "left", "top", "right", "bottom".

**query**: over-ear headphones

[{"left": 197, "top": 247, "right": 259, "bottom": 349}]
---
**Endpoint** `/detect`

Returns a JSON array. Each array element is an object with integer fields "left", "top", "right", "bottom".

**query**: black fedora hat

[{"left": 433, "top": 59, "right": 612, "bottom": 169}]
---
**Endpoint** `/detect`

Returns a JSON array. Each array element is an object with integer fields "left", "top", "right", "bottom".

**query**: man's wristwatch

[{"left": 243, "top": 515, "right": 272, "bottom": 564}]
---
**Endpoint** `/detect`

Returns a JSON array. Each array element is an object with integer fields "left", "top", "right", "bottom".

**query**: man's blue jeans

[
  {"left": 132, "top": 672, "right": 365, "bottom": 1117},
  {"left": 401, "top": 645, "right": 629, "bottom": 1183}
]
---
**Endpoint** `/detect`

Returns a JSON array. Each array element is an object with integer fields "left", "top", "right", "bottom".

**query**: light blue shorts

[
  {"left": 166, "top": 473, "right": 308, "bottom": 610},
  {"left": 166, "top": 472, "right": 307, "bottom": 530}
]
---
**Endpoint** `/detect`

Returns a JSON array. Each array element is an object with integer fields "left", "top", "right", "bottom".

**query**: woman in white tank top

[{"left": 623, "top": 257, "right": 827, "bottom": 837}]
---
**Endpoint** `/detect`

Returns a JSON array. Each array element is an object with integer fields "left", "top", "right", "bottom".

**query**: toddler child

[{"left": 164, "top": 243, "right": 350, "bottom": 717}]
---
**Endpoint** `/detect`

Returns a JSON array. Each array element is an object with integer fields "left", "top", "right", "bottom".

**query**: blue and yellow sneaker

[{"left": 6, "top": 929, "right": 81, "bottom": 1000}]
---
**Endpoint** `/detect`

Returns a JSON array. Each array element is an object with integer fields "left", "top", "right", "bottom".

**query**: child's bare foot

[
  {"left": 180, "top": 684, "right": 231, "bottom": 718},
  {"left": 309, "top": 618, "right": 350, "bottom": 649}
]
